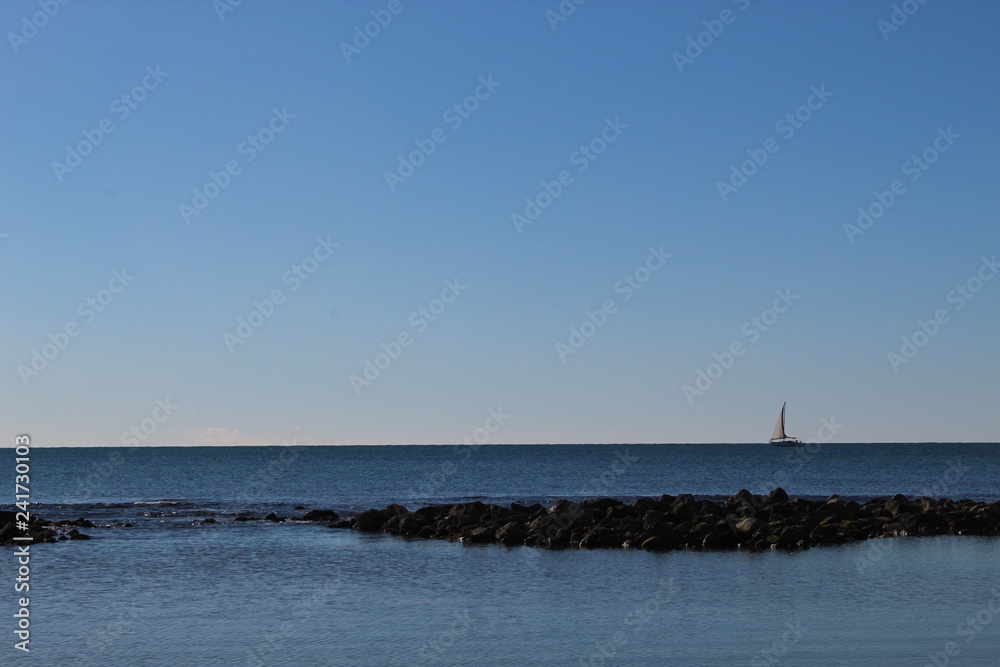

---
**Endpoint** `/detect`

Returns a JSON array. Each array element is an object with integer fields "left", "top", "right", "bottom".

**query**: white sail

[{"left": 770, "top": 403, "right": 787, "bottom": 441}]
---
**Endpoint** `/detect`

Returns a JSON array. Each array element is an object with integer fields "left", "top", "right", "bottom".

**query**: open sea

[{"left": 3, "top": 443, "right": 999, "bottom": 666}]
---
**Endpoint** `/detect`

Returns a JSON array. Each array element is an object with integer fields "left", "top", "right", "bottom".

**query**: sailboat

[{"left": 770, "top": 402, "right": 803, "bottom": 447}]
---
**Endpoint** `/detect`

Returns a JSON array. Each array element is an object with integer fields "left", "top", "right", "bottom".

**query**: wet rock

[
  {"left": 298, "top": 509, "right": 339, "bottom": 522},
  {"left": 764, "top": 488, "right": 790, "bottom": 505},
  {"left": 199, "top": 518, "right": 217, "bottom": 524},
  {"left": 397, "top": 514, "right": 425, "bottom": 536},
  {"left": 640, "top": 536, "right": 674, "bottom": 552},
  {"left": 320, "top": 492, "right": 1000, "bottom": 553},
  {"left": 264, "top": 513, "right": 286, "bottom": 523},
  {"left": 353, "top": 509, "right": 387, "bottom": 532},
  {"left": 703, "top": 530, "right": 737, "bottom": 550},
  {"left": 496, "top": 522, "right": 526, "bottom": 546},
  {"left": 734, "top": 518, "right": 765, "bottom": 535},
  {"left": 461, "top": 526, "right": 498, "bottom": 544},
  {"left": 578, "top": 528, "right": 609, "bottom": 549},
  {"left": 580, "top": 498, "right": 624, "bottom": 514}
]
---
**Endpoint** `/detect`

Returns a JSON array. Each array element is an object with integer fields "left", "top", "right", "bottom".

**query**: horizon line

[{"left": 12, "top": 441, "right": 1000, "bottom": 448}]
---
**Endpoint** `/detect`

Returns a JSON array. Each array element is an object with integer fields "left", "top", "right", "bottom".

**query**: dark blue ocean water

[{"left": 3, "top": 444, "right": 1000, "bottom": 665}]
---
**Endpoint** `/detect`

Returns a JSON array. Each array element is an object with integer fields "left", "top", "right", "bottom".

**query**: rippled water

[{"left": 3, "top": 444, "right": 999, "bottom": 665}]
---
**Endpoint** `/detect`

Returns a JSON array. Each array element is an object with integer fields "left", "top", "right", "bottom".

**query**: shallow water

[{"left": 8, "top": 526, "right": 1000, "bottom": 665}]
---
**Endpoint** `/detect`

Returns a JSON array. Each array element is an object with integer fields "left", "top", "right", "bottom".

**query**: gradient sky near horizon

[{"left": 2, "top": 1, "right": 998, "bottom": 446}]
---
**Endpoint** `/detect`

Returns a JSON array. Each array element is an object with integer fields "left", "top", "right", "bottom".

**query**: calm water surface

[{"left": 2, "top": 444, "right": 998, "bottom": 665}]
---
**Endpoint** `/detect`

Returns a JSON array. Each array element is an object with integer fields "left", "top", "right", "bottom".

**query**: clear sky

[{"left": 2, "top": 1, "right": 998, "bottom": 446}]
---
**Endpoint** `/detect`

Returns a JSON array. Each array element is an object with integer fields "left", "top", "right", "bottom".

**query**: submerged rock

[{"left": 0, "top": 512, "right": 61, "bottom": 545}]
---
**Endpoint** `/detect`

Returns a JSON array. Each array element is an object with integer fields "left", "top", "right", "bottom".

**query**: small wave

[{"left": 131, "top": 500, "right": 181, "bottom": 506}]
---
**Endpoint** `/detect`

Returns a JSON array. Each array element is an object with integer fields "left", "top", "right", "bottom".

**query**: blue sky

[{"left": 2, "top": 0, "right": 997, "bottom": 445}]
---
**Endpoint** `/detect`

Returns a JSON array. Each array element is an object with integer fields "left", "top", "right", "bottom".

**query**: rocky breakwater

[
  {"left": 0, "top": 511, "right": 93, "bottom": 545},
  {"left": 335, "top": 489, "right": 1000, "bottom": 552}
]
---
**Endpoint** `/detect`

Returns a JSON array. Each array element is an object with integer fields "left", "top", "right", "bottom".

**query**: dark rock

[
  {"left": 765, "top": 488, "right": 789, "bottom": 505},
  {"left": 383, "top": 504, "right": 409, "bottom": 517},
  {"left": 264, "top": 513, "right": 285, "bottom": 523},
  {"left": 353, "top": 509, "right": 387, "bottom": 532},
  {"left": 299, "top": 509, "right": 340, "bottom": 522},
  {"left": 730, "top": 489, "right": 753, "bottom": 505},
  {"left": 311, "top": 493, "right": 999, "bottom": 553},
  {"left": 598, "top": 532, "right": 627, "bottom": 548},
  {"left": 398, "top": 514, "right": 425, "bottom": 536},
  {"left": 461, "top": 526, "right": 498, "bottom": 544},
  {"left": 775, "top": 526, "right": 806, "bottom": 547},
  {"left": 381, "top": 515, "right": 401, "bottom": 533},
  {"left": 640, "top": 535, "right": 674, "bottom": 552},
  {"left": 199, "top": 518, "right": 217, "bottom": 524},
  {"left": 703, "top": 530, "right": 737, "bottom": 549},
  {"left": 496, "top": 522, "right": 526, "bottom": 546},
  {"left": 579, "top": 528, "right": 609, "bottom": 549},
  {"left": 734, "top": 518, "right": 765, "bottom": 535},
  {"left": 580, "top": 498, "right": 624, "bottom": 514},
  {"left": 294, "top": 505, "right": 306, "bottom": 510}
]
